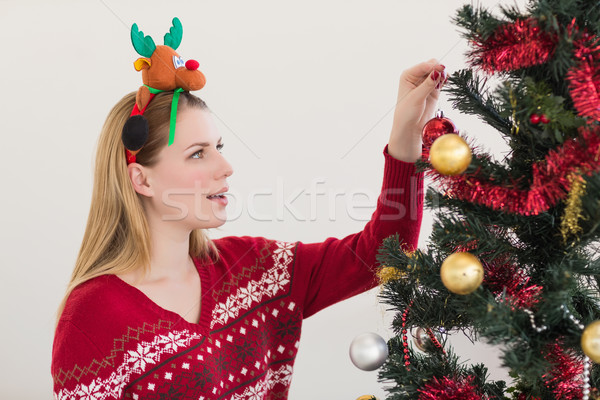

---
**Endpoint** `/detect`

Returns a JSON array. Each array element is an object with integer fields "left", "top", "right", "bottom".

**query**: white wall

[{"left": 0, "top": 0, "right": 522, "bottom": 398}]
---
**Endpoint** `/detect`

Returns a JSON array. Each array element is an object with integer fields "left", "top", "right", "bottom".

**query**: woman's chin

[{"left": 194, "top": 214, "right": 228, "bottom": 229}]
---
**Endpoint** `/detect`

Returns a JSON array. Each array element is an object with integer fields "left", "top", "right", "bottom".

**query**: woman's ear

[{"left": 127, "top": 164, "right": 154, "bottom": 197}]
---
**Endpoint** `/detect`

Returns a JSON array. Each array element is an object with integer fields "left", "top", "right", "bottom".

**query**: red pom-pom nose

[{"left": 185, "top": 59, "right": 199, "bottom": 70}]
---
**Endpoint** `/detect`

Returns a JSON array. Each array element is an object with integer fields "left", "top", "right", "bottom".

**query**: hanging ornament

[
  {"left": 412, "top": 327, "right": 431, "bottom": 351},
  {"left": 349, "top": 333, "right": 389, "bottom": 371},
  {"left": 530, "top": 113, "right": 541, "bottom": 124},
  {"left": 412, "top": 327, "right": 446, "bottom": 352},
  {"left": 581, "top": 320, "right": 600, "bottom": 363},
  {"left": 429, "top": 133, "right": 472, "bottom": 176},
  {"left": 422, "top": 110, "right": 458, "bottom": 150},
  {"left": 440, "top": 252, "right": 484, "bottom": 295},
  {"left": 540, "top": 114, "right": 550, "bottom": 124}
]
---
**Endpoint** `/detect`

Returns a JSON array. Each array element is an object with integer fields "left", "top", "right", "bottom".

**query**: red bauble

[
  {"left": 540, "top": 114, "right": 550, "bottom": 124},
  {"left": 422, "top": 110, "right": 457, "bottom": 154},
  {"left": 530, "top": 113, "right": 540, "bottom": 124}
]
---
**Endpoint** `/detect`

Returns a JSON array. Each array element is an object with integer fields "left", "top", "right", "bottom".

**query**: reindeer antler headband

[{"left": 122, "top": 17, "right": 206, "bottom": 164}]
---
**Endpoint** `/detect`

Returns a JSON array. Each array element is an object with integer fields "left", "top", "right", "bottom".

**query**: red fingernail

[
  {"left": 440, "top": 64, "right": 446, "bottom": 70},
  {"left": 431, "top": 70, "right": 440, "bottom": 80},
  {"left": 435, "top": 82, "right": 440, "bottom": 89}
]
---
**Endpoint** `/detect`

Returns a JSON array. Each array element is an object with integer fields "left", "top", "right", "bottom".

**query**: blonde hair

[{"left": 54, "top": 91, "right": 220, "bottom": 328}]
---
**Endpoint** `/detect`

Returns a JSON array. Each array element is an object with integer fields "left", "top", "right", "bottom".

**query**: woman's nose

[{"left": 219, "top": 153, "right": 234, "bottom": 178}]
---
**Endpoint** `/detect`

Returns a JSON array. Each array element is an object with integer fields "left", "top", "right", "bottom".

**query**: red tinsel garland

[
  {"left": 482, "top": 255, "right": 542, "bottom": 310},
  {"left": 566, "top": 21, "right": 600, "bottom": 122},
  {"left": 567, "top": 59, "right": 600, "bottom": 121},
  {"left": 438, "top": 18, "right": 600, "bottom": 215},
  {"left": 417, "top": 375, "right": 482, "bottom": 400},
  {"left": 425, "top": 126, "right": 600, "bottom": 215},
  {"left": 469, "top": 18, "right": 557, "bottom": 73},
  {"left": 542, "top": 339, "right": 584, "bottom": 400}
]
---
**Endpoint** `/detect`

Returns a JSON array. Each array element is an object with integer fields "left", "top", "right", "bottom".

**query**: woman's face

[{"left": 135, "top": 106, "right": 234, "bottom": 230}]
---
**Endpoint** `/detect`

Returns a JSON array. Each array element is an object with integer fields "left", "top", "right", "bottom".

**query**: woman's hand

[{"left": 388, "top": 59, "right": 447, "bottom": 163}]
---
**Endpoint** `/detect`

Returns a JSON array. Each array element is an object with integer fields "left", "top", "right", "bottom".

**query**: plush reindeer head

[
  {"left": 122, "top": 17, "right": 207, "bottom": 163},
  {"left": 130, "top": 17, "right": 206, "bottom": 110}
]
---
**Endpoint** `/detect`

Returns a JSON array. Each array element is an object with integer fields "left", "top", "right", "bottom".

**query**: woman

[{"left": 51, "top": 58, "right": 446, "bottom": 398}]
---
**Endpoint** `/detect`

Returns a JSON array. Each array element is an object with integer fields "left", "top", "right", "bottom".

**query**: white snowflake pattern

[
  {"left": 245, "top": 382, "right": 267, "bottom": 400},
  {"left": 213, "top": 296, "right": 240, "bottom": 325},
  {"left": 263, "top": 269, "right": 290, "bottom": 295},
  {"left": 75, "top": 379, "right": 103, "bottom": 400},
  {"left": 270, "top": 364, "right": 293, "bottom": 385},
  {"left": 211, "top": 241, "right": 294, "bottom": 328},
  {"left": 228, "top": 365, "right": 294, "bottom": 400},
  {"left": 157, "top": 331, "right": 188, "bottom": 353},
  {"left": 127, "top": 343, "right": 158, "bottom": 372},
  {"left": 237, "top": 283, "right": 261, "bottom": 309},
  {"left": 272, "top": 242, "right": 295, "bottom": 266},
  {"left": 55, "top": 329, "right": 202, "bottom": 400}
]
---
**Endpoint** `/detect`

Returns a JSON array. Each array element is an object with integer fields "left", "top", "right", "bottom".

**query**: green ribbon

[{"left": 143, "top": 85, "right": 185, "bottom": 146}]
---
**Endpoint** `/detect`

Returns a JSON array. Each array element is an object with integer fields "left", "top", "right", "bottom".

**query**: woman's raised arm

[{"left": 388, "top": 59, "right": 447, "bottom": 163}]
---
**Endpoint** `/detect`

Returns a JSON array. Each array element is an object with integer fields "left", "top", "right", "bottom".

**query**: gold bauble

[
  {"left": 429, "top": 133, "right": 472, "bottom": 176},
  {"left": 356, "top": 396, "right": 377, "bottom": 400},
  {"left": 440, "top": 252, "right": 483, "bottom": 295},
  {"left": 581, "top": 320, "right": 600, "bottom": 362}
]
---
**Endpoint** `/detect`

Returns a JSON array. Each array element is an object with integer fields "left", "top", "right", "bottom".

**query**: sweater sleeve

[
  {"left": 295, "top": 144, "right": 424, "bottom": 318},
  {"left": 51, "top": 318, "right": 108, "bottom": 398}
]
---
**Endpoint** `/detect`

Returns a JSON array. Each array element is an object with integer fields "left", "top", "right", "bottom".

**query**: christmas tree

[{"left": 376, "top": 1, "right": 600, "bottom": 399}]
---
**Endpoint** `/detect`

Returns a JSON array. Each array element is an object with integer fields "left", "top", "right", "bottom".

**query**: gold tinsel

[
  {"left": 377, "top": 250, "right": 416, "bottom": 285},
  {"left": 377, "top": 266, "right": 406, "bottom": 284},
  {"left": 560, "top": 170, "right": 588, "bottom": 244}
]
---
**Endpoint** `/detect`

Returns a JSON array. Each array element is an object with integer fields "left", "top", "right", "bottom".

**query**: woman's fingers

[
  {"left": 391, "top": 58, "right": 447, "bottom": 139},
  {"left": 405, "top": 68, "right": 443, "bottom": 107},
  {"left": 397, "top": 59, "right": 445, "bottom": 100}
]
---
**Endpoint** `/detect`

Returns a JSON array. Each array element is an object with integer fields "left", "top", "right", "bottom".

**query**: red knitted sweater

[{"left": 51, "top": 145, "right": 424, "bottom": 399}]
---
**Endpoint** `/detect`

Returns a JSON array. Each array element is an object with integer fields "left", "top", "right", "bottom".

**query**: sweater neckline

[{"left": 110, "top": 255, "right": 213, "bottom": 335}]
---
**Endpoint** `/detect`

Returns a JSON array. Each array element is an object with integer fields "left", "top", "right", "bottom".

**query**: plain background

[{"left": 0, "top": 0, "right": 525, "bottom": 398}]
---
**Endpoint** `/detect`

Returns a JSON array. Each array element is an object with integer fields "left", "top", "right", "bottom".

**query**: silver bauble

[
  {"left": 349, "top": 332, "right": 388, "bottom": 371},
  {"left": 411, "top": 327, "right": 447, "bottom": 352},
  {"left": 412, "top": 327, "right": 431, "bottom": 351}
]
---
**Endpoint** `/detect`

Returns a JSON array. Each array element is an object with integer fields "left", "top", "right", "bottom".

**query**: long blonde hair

[{"left": 55, "top": 91, "right": 220, "bottom": 328}]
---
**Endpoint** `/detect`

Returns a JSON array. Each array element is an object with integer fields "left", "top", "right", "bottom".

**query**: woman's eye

[
  {"left": 191, "top": 144, "right": 224, "bottom": 159},
  {"left": 191, "top": 150, "right": 204, "bottom": 159}
]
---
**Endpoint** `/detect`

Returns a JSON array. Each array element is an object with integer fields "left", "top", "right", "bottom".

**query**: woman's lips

[{"left": 207, "top": 194, "right": 228, "bottom": 206}]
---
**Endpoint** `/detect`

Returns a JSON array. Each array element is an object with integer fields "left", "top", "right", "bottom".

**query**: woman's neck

[{"left": 144, "top": 220, "right": 194, "bottom": 283}]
